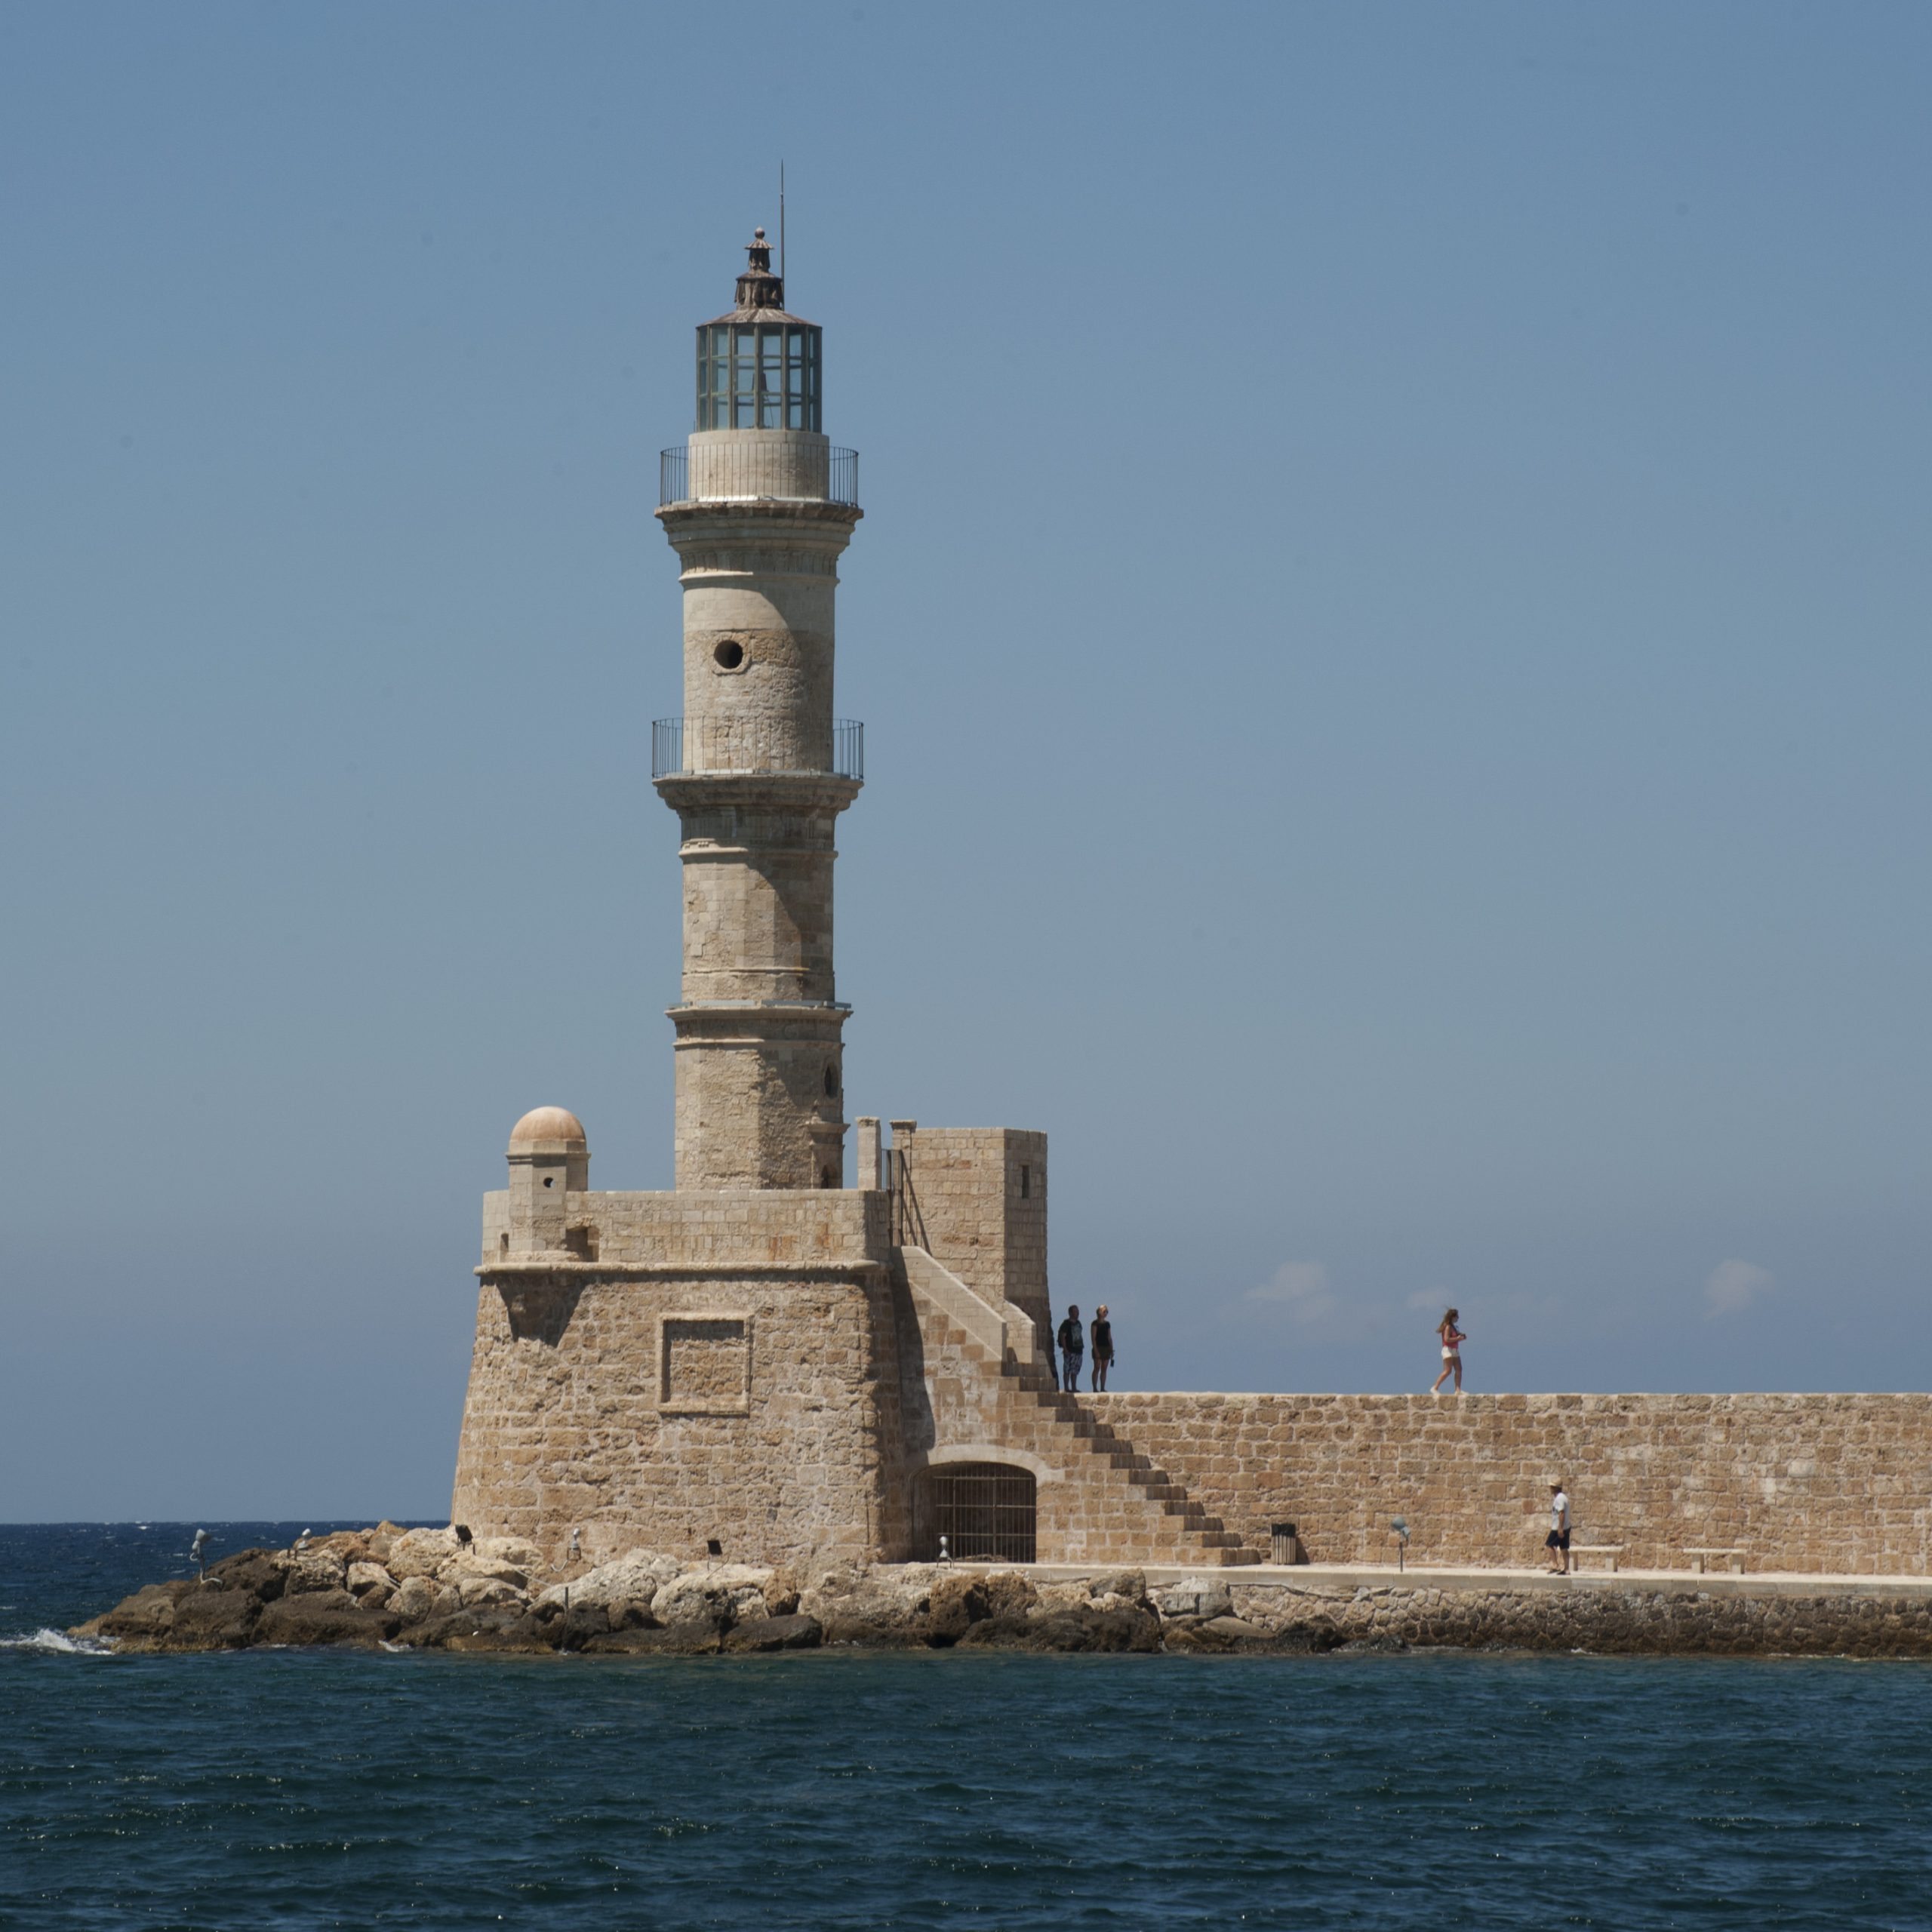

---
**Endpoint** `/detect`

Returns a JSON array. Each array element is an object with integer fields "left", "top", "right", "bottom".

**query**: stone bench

[
  {"left": 1686, "top": 1546, "right": 1746, "bottom": 1575},
  {"left": 1570, "top": 1543, "right": 1625, "bottom": 1573}
]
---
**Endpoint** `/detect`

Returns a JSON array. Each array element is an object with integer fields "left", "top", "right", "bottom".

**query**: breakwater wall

[
  {"left": 1146, "top": 1567, "right": 1932, "bottom": 1658},
  {"left": 1091, "top": 1392, "right": 1932, "bottom": 1574},
  {"left": 73, "top": 1527, "right": 1932, "bottom": 1658}
]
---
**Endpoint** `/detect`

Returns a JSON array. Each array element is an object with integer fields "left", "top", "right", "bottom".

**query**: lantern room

[{"left": 695, "top": 229, "right": 822, "bottom": 432}]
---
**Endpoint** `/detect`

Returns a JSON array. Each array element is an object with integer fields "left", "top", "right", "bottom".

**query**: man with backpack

[{"left": 1056, "top": 1304, "right": 1084, "bottom": 1397}]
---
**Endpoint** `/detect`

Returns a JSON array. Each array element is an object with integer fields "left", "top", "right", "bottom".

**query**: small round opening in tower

[{"left": 712, "top": 639, "right": 744, "bottom": 670}]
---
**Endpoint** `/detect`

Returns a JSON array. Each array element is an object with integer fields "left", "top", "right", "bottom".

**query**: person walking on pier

[
  {"left": 1090, "top": 1306, "right": 1115, "bottom": 1392},
  {"left": 1545, "top": 1480, "right": 1571, "bottom": 1574},
  {"left": 1057, "top": 1304, "right": 1084, "bottom": 1396},
  {"left": 1430, "top": 1308, "right": 1466, "bottom": 1394}
]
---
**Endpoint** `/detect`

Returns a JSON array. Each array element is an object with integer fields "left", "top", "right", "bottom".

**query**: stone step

[
  {"left": 911, "top": 1269, "right": 1244, "bottom": 1572},
  {"left": 981, "top": 1347, "right": 1251, "bottom": 1570}
]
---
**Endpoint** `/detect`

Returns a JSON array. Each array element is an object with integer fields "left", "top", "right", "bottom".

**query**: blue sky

[{"left": 4, "top": 2, "right": 1930, "bottom": 1518}]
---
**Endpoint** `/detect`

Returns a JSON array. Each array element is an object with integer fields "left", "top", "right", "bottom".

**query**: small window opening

[
  {"left": 712, "top": 639, "right": 744, "bottom": 669},
  {"left": 706, "top": 1537, "right": 723, "bottom": 1558},
  {"left": 543, "top": 1176, "right": 554, "bottom": 1189},
  {"left": 1020, "top": 1164, "right": 1031, "bottom": 1199},
  {"left": 498, "top": 1231, "right": 509, "bottom": 1254},
  {"left": 820, "top": 1165, "right": 835, "bottom": 1189},
  {"left": 823, "top": 1062, "right": 838, "bottom": 1097}
]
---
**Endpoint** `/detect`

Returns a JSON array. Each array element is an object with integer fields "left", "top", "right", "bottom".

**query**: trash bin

[{"left": 1269, "top": 1522, "right": 1299, "bottom": 1565}]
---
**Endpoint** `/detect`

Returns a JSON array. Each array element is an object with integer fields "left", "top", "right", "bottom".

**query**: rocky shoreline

[{"left": 71, "top": 1526, "right": 1932, "bottom": 1659}]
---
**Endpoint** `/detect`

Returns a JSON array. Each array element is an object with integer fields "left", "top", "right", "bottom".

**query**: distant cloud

[
  {"left": 1247, "top": 1260, "right": 1337, "bottom": 1325},
  {"left": 1705, "top": 1259, "right": 1774, "bottom": 1318}
]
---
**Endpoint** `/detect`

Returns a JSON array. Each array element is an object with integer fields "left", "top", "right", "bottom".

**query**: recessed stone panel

[{"left": 659, "top": 1314, "right": 752, "bottom": 1415}]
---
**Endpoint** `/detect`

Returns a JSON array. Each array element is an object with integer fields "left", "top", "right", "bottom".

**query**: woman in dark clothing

[{"left": 1089, "top": 1306, "right": 1115, "bottom": 1391}]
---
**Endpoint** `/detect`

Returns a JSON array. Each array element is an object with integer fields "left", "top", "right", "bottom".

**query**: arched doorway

[{"left": 915, "top": 1461, "right": 1038, "bottom": 1563}]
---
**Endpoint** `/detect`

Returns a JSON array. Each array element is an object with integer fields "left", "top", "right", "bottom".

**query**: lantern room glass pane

[{"left": 694, "top": 318, "right": 823, "bottom": 432}]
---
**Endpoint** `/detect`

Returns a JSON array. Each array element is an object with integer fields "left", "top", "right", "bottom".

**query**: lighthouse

[
  {"left": 652, "top": 229, "right": 863, "bottom": 1191},
  {"left": 459, "top": 234, "right": 1258, "bottom": 1578}
]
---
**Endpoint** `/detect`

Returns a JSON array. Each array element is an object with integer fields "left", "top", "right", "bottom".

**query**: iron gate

[{"left": 915, "top": 1462, "right": 1038, "bottom": 1564}]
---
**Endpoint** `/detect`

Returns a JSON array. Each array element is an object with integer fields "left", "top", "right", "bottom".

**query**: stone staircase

[{"left": 922, "top": 1304, "right": 1262, "bottom": 1568}]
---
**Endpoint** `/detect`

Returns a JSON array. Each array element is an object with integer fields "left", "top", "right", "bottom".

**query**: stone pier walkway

[{"left": 995, "top": 1561, "right": 1932, "bottom": 1603}]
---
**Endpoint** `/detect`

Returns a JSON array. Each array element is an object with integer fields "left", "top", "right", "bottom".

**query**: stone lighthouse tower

[
  {"left": 654, "top": 229, "right": 862, "bottom": 1191},
  {"left": 456, "top": 232, "right": 1257, "bottom": 1577}
]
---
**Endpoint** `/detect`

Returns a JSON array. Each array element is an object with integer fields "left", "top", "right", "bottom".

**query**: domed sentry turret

[{"left": 696, "top": 229, "right": 820, "bottom": 432}]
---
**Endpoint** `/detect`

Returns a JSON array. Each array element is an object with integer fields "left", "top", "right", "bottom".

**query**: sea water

[{"left": 3, "top": 1524, "right": 1930, "bottom": 1930}]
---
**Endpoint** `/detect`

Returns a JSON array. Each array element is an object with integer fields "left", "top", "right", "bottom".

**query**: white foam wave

[{"left": 2, "top": 1628, "right": 114, "bottom": 1655}]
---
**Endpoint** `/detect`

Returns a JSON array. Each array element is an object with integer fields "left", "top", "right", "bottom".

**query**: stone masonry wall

[
  {"left": 452, "top": 1269, "right": 894, "bottom": 1574},
  {"left": 1091, "top": 1392, "right": 1932, "bottom": 1574},
  {"left": 891, "top": 1257, "right": 1249, "bottom": 1568},
  {"left": 664, "top": 499, "right": 856, "bottom": 776},
  {"left": 463, "top": 1188, "right": 1932, "bottom": 1581},
  {"left": 482, "top": 1187, "right": 888, "bottom": 1269},
  {"left": 897, "top": 1129, "right": 1050, "bottom": 1344},
  {"left": 457, "top": 1188, "right": 900, "bottom": 1571}
]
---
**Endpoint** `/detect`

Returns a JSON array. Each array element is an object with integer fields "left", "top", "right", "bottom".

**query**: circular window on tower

[
  {"left": 712, "top": 639, "right": 745, "bottom": 671},
  {"left": 823, "top": 1063, "right": 839, "bottom": 1097}
]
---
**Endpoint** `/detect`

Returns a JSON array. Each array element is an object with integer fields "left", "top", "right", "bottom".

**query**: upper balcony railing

[
  {"left": 653, "top": 717, "right": 864, "bottom": 783},
  {"left": 660, "top": 443, "right": 859, "bottom": 509}
]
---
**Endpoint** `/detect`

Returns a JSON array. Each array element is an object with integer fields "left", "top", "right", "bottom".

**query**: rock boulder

[
  {"left": 97, "top": 1581, "right": 192, "bottom": 1641},
  {"left": 205, "top": 1550, "right": 288, "bottom": 1603},
  {"left": 1152, "top": 1576, "right": 1233, "bottom": 1621},
  {"left": 257, "top": 1589, "right": 398, "bottom": 1647},
  {"left": 723, "top": 1614, "right": 823, "bottom": 1653},
  {"left": 651, "top": 1564, "right": 778, "bottom": 1628},
  {"left": 583, "top": 1622, "right": 721, "bottom": 1656},
  {"left": 285, "top": 1549, "right": 349, "bottom": 1596},
  {"left": 387, "top": 1527, "right": 463, "bottom": 1580},
  {"left": 535, "top": 1551, "right": 681, "bottom": 1614},
  {"left": 167, "top": 1583, "right": 263, "bottom": 1649}
]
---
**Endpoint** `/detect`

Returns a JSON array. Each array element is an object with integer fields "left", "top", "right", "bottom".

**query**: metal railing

[
  {"left": 888, "top": 1143, "right": 927, "bottom": 1249},
  {"left": 652, "top": 716, "right": 864, "bottom": 781},
  {"left": 660, "top": 443, "right": 859, "bottom": 508}
]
